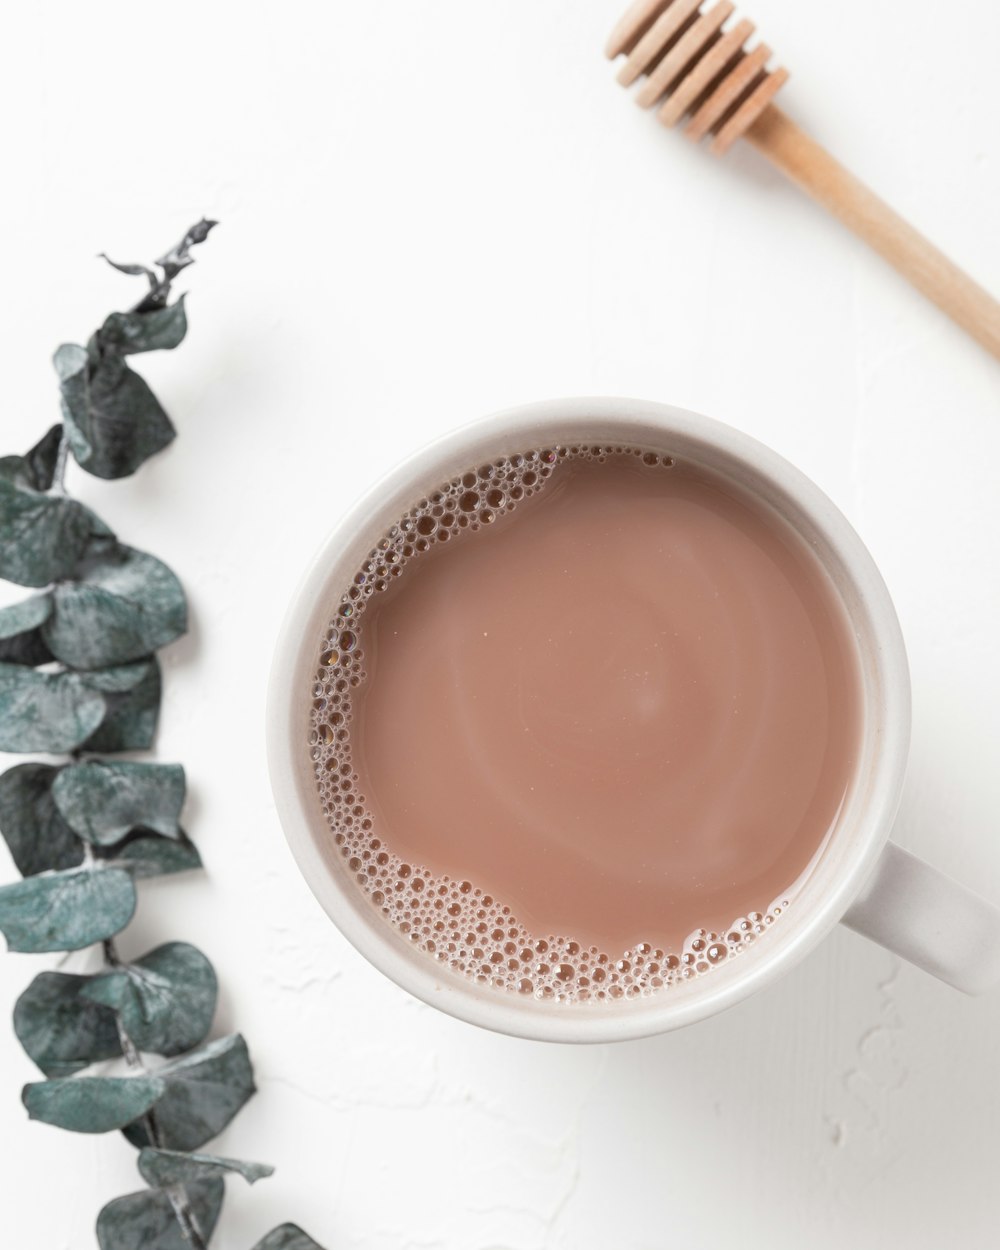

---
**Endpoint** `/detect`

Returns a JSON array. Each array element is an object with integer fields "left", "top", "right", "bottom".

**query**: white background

[{"left": 3, "top": 2, "right": 1000, "bottom": 1247}]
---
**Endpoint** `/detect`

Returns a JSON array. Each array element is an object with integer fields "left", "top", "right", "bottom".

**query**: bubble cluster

[{"left": 308, "top": 444, "right": 789, "bottom": 1004}]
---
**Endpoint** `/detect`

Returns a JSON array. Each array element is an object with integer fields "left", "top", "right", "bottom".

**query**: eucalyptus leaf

[
  {"left": 0, "top": 594, "right": 52, "bottom": 637},
  {"left": 0, "top": 475, "right": 93, "bottom": 587},
  {"left": 43, "top": 539, "right": 186, "bottom": 669},
  {"left": 0, "top": 763, "right": 82, "bottom": 877},
  {"left": 100, "top": 829, "right": 202, "bottom": 880},
  {"left": 53, "top": 341, "right": 90, "bottom": 382},
  {"left": 155, "top": 219, "right": 217, "bottom": 282},
  {"left": 25, "top": 424, "right": 64, "bottom": 491},
  {"left": 79, "top": 658, "right": 155, "bottom": 693},
  {"left": 83, "top": 941, "right": 217, "bottom": 1057},
  {"left": 22, "top": 1072, "right": 164, "bottom": 1133},
  {"left": 58, "top": 346, "right": 176, "bottom": 479},
  {"left": 0, "top": 595, "right": 55, "bottom": 666},
  {"left": 83, "top": 658, "right": 162, "bottom": 752},
  {"left": 138, "top": 1147, "right": 274, "bottom": 1188},
  {"left": 0, "top": 664, "right": 106, "bottom": 752},
  {"left": 53, "top": 761, "right": 185, "bottom": 845},
  {"left": 0, "top": 866, "right": 135, "bottom": 952},
  {"left": 97, "top": 1178, "right": 224, "bottom": 1250},
  {"left": 99, "top": 254, "right": 158, "bottom": 284},
  {"left": 0, "top": 455, "right": 30, "bottom": 486},
  {"left": 252, "top": 1224, "right": 326, "bottom": 1250},
  {"left": 99, "top": 296, "right": 187, "bottom": 355},
  {"left": 14, "top": 971, "right": 122, "bottom": 1077},
  {"left": 123, "top": 1034, "right": 256, "bottom": 1152},
  {"left": 0, "top": 625, "right": 54, "bottom": 666},
  {"left": 0, "top": 425, "right": 63, "bottom": 491}
]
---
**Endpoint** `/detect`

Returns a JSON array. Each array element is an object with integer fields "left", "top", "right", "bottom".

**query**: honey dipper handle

[{"left": 745, "top": 106, "right": 1000, "bottom": 361}]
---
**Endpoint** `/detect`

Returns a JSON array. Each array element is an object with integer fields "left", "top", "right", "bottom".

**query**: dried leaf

[
  {"left": 44, "top": 539, "right": 186, "bottom": 670},
  {"left": 53, "top": 341, "right": 90, "bottom": 382},
  {"left": 138, "top": 1147, "right": 273, "bottom": 1187},
  {"left": 100, "top": 255, "right": 158, "bottom": 284},
  {"left": 83, "top": 941, "right": 217, "bottom": 1057},
  {"left": 23, "top": 1072, "right": 165, "bottom": 1133},
  {"left": 53, "top": 761, "right": 185, "bottom": 845},
  {"left": 252, "top": 1224, "right": 327, "bottom": 1250},
  {"left": 78, "top": 659, "right": 155, "bottom": 693},
  {"left": 57, "top": 346, "right": 176, "bottom": 480},
  {"left": 0, "top": 763, "right": 82, "bottom": 877},
  {"left": 97, "top": 1179, "right": 224, "bottom": 1250},
  {"left": 14, "top": 971, "right": 122, "bottom": 1077},
  {"left": 0, "top": 627, "right": 54, "bottom": 667},
  {"left": 123, "top": 1034, "right": 256, "bottom": 1152},
  {"left": 0, "top": 595, "right": 52, "bottom": 637},
  {"left": 25, "top": 425, "right": 64, "bottom": 491},
  {"left": 99, "top": 829, "right": 202, "bottom": 880},
  {"left": 0, "top": 592, "right": 55, "bottom": 670},
  {"left": 0, "top": 475, "right": 93, "bottom": 588},
  {"left": 0, "top": 425, "right": 64, "bottom": 493},
  {"left": 155, "top": 219, "right": 218, "bottom": 282},
  {"left": 82, "top": 658, "right": 162, "bottom": 752},
  {"left": 99, "top": 296, "right": 187, "bottom": 355},
  {"left": 0, "top": 595, "right": 52, "bottom": 636},
  {"left": 0, "top": 595, "right": 55, "bottom": 665},
  {"left": 0, "top": 664, "right": 106, "bottom": 752},
  {"left": 0, "top": 866, "right": 135, "bottom": 952}
]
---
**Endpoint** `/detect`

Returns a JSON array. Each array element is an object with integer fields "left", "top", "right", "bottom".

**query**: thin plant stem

[
  {"left": 100, "top": 940, "right": 207, "bottom": 1250},
  {"left": 51, "top": 431, "right": 70, "bottom": 495}
]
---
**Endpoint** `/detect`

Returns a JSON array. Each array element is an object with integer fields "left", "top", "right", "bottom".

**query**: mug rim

[{"left": 266, "top": 397, "right": 911, "bottom": 1043}]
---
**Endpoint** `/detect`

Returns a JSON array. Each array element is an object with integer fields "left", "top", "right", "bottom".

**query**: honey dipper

[{"left": 606, "top": 0, "right": 1000, "bottom": 360}]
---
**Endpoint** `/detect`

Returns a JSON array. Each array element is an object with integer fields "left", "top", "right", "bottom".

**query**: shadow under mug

[{"left": 266, "top": 398, "right": 1000, "bottom": 1043}]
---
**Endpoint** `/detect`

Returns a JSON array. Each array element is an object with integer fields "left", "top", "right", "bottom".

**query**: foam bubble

[{"left": 309, "top": 445, "right": 789, "bottom": 1003}]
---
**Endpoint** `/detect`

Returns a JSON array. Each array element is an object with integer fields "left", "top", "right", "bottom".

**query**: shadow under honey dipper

[{"left": 607, "top": 0, "right": 1000, "bottom": 361}]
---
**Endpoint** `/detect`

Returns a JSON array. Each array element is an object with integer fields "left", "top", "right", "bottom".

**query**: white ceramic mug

[{"left": 267, "top": 398, "right": 1000, "bottom": 1043}]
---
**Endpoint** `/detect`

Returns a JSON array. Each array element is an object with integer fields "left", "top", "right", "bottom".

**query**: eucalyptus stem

[
  {"left": 51, "top": 430, "right": 70, "bottom": 495},
  {"left": 165, "top": 1185, "right": 208, "bottom": 1250},
  {"left": 100, "top": 935, "right": 208, "bottom": 1250}
]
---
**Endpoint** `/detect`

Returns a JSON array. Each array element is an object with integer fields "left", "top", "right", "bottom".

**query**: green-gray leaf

[
  {"left": 83, "top": 942, "right": 217, "bottom": 1057},
  {"left": 0, "top": 763, "right": 82, "bottom": 877},
  {"left": 0, "top": 425, "right": 63, "bottom": 492},
  {"left": 0, "top": 593, "right": 52, "bottom": 638},
  {"left": 0, "top": 626, "right": 54, "bottom": 666},
  {"left": 43, "top": 539, "right": 186, "bottom": 669},
  {"left": 97, "top": 1179, "right": 224, "bottom": 1250},
  {"left": 0, "top": 663, "right": 106, "bottom": 752},
  {"left": 82, "top": 658, "right": 162, "bottom": 752},
  {"left": 53, "top": 341, "right": 89, "bottom": 382},
  {"left": 99, "top": 830, "right": 202, "bottom": 880},
  {"left": 138, "top": 1147, "right": 273, "bottom": 1188},
  {"left": 100, "top": 254, "right": 158, "bottom": 283},
  {"left": 252, "top": 1224, "right": 326, "bottom": 1250},
  {"left": 53, "top": 761, "right": 185, "bottom": 845},
  {"left": 58, "top": 346, "right": 176, "bottom": 480},
  {"left": 123, "top": 1034, "right": 256, "bottom": 1152},
  {"left": 79, "top": 659, "right": 155, "bottom": 693},
  {"left": 0, "top": 455, "right": 30, "bottom": 486},
  {"left": 14, "top": 971, "right": 122, "bottom": 1077},
  {"left": 99, "top": 296, "right": 187, "bottom": 355},
  {"left": 0, "top": 866, "right": 135, "bottom": 952},
  {"left": 25, "top": 424, "right": 64, "bottom": 491},
  {"left": 0, "top": 595, "right": 55, "bottom": 666},
  {"left": 0, "top": 476, "right": 93, "bottom": 588},
  {"left": 23, "top": 1072, "right": 164, "bottom": 1133}
]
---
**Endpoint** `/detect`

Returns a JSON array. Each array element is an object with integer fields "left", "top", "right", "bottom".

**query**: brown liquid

[{"left": 310, "top": 447, "right": 861, "bottom": 1001}]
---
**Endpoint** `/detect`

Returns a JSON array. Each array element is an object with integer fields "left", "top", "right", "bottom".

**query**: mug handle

[{"left": 842, "top": 841, "right": 1000, "bottom": 994}]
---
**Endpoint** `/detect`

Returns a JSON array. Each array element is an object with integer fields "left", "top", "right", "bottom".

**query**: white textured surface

[{"left": 2, "top": 2, "right": 1000, "bottom": 1246}]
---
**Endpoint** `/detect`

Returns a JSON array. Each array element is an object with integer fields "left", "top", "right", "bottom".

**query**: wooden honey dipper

[{"left": 607, "top": 0, "right": 1000, "bottom": 361}]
